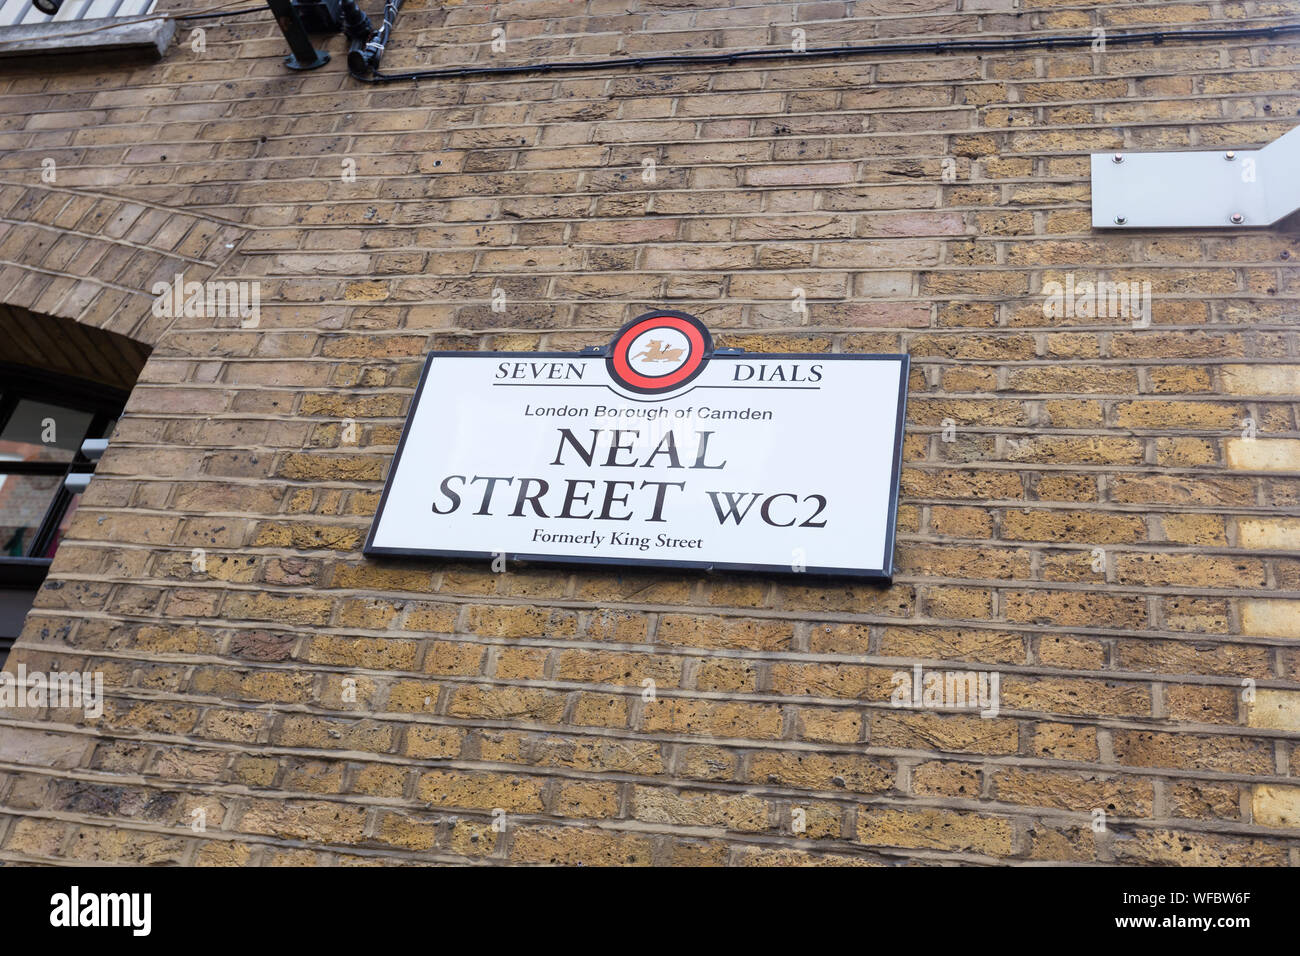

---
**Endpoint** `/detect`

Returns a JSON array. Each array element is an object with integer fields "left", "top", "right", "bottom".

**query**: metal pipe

[
  {"left": 348, "top": 0, "right": 402, "bottom": 78},
  {"left": 340, "top": 0, "right": 375, "bottom": 73}
]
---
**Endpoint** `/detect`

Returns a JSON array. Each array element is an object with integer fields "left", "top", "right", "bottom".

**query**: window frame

[
  {"left": 0, "top": 363, "right": 127, "bottom": 585},
  {"left": 0, "top": 0, "right": 171, "bottom": 60},
  {"left": 0, "top": 0, "right": 157, "bottom": 28}
]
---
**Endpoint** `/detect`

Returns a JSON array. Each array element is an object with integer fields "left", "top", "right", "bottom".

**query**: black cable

[
  {"left": 174, "top": 6, "right": 266, "bottom": 20},
  {"left": 354, "top": 21, "right": 1300, "bottom": 84},
  {"left": 156, "top": 7, "right": 1300, "bottom": 86}
]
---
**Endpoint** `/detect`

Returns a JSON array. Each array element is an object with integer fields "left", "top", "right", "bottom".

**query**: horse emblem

[{"left": 630, "top": 339, "right": 685, "bottom": 363}]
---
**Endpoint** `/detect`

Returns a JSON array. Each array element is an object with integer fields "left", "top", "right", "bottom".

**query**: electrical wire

[
  {"left": 6, "top": 1, "right": 1298, "bottom": 89},
  {"left": 354, "top": 20, "right": 1300, "bottom": 84},
  {"left": 173, "top": 5, "right": 267, "bottom": 20}
]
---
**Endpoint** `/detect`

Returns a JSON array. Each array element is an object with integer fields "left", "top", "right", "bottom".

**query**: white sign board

[{"left": 366, "top": 311, "right": 909, "bottom": 579}]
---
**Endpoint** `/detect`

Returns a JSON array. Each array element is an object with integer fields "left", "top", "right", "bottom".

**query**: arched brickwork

[{"left": 0, "top": 181, "right": 246, "bottom": 346}]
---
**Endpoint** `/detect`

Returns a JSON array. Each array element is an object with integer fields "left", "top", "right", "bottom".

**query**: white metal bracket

[{"left": 1091, "top": 125, "right": 1300, "bottom": 229}]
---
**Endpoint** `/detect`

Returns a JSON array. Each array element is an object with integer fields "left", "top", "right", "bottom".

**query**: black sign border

[{"left": 363, "top": 350, "right": 910, "bottom": 582}]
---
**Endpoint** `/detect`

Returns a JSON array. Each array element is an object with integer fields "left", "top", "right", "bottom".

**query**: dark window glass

[
  {"left": 0, "top": 399, "right": 95, "bottom": 462},
  {"left": 0, "top": 366, "right": 129, "bottom": 657},
  {"left": 0, "top": 472, "right": 61, "bottom": 555}
]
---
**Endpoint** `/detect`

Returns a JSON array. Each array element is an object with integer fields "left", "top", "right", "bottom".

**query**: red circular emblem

[{"left": 606, "top": 310, "right": 713, "bottom": 394}]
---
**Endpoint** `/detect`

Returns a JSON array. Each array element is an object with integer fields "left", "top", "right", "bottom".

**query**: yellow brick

[
  {"left": 1236, "top": 518, "right": 1300, "bottom": 550},
  {"left": 1241, "top": 599, "right": 1300, "bottom": 638},
  {"left": 1113, "top": 829, "right": 1284, "bottom": 866},
  {"left": 856, "top": 807, "right": 1013, "bottom": 856},
  {"left": 510, "top": 826, "right": 653, "bottom": 866},
  {"left": 1160, "top": 513, "right": 1227, "bottom": 545},
  {"left": 631, "top": 786, "right": 768, "bottom": 831},
  {"left": 1252, "top": 785, "right": 1300, "bottom": 828},
  {"left": 415, "top": 770, "right": 545, "bottom": 812},
  {"left": 1226, "top": 438, "right": 1300, "bottom": 472},
  {"left": 556, "top": 781, "right": 621, "bottom": 818},
  {"left": 1247, "top": 689, "right": 1300, "bottom": 731},
  {"left": 1221, "top": 365, "right": 1300, "bottom": 395},
  {"left": 447, "top": 820, "right": 499, "bottom": 858},
  {"left": 376, "top": 813, "right": 438, "bottom": 852}
]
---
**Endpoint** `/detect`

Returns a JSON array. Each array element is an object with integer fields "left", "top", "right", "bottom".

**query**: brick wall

[{"left": 0, "top": 0, "right": 1297, "bottom": 865}]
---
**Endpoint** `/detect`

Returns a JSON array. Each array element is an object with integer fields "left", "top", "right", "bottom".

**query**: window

[
  {"left": 0, "top": 0, "right": 157, "bottom": 27},
  {"left": 0, "top": 365, "right": 127, "bottom": 656},
  {"left": 0, "top": 0, "right": 171, "bottom": 60}
]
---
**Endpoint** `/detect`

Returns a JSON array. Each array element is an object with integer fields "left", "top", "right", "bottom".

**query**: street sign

[{"left": 365, "top": 310, "right": 909, "bottom": 579}]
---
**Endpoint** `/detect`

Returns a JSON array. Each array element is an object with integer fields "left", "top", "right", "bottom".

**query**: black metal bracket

[
  {"left": 265, "top": 0, "right": 330, "bottom": 70},
  {"left": 263, "top": 0, "right": 377, "bottom": 71}
]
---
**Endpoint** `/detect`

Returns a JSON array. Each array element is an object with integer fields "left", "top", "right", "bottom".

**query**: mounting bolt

[
  {"left": 1230, "top": 213, "right": 1245, "bottom": 224},
  {"left": 1112, "top": 154, "right": 1124, "bottom": 164},
  {"left": 1225, "top": 151, "right": 1237, "bottom": 161},
  {"left": 1114, "top": 215, "right": 1128, "bottom": 225}
]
